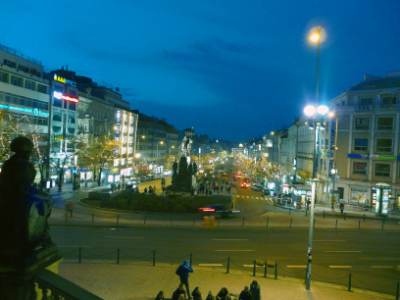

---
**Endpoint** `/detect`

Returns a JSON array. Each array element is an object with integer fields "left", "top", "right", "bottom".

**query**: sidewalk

[{"left": 59, "top": 263, "right": 392, "bottom": 300}]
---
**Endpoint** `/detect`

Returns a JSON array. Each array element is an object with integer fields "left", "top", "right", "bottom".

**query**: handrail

[{"left": 36, "top": 269, "right": 103, "bottom": 300}]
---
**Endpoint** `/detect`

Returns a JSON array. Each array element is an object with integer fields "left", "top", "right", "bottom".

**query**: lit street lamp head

[
  {"left": 304, "top": 104, "right": 317, "bottom": 118},
  {"left": 307, "top": 26, "right": 326, "bottom": 46}
]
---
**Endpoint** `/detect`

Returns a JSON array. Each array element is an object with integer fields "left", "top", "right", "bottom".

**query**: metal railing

[{"left": 35, "top": 269, "right": 103, "bottom": 300}]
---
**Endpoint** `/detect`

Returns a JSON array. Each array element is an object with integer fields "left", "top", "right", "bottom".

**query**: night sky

[{"left": 1, "top": 1, "right": 400, "bottom": 140}]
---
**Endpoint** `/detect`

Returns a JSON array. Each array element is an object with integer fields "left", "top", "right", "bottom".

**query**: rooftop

[{"left": 349, "top": 73, "right": 400, "bottom": 91}]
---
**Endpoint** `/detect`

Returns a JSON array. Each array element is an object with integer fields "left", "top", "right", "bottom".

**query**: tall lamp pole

[{"left": 304, "top": 25, "right": 328, "bottom": 290}]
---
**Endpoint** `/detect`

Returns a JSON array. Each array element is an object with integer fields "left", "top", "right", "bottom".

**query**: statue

[{"left": 170, "top": 128, "right": 197, "bottom": 192}]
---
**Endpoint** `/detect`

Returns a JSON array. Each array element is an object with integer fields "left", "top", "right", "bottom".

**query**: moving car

[{"left": 198, "top": 204, "right": 240, "bottom": 218}]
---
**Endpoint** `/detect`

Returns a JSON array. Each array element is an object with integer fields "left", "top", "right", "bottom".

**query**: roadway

[
  {"left": 48, "top": 174, "right": 400, "bottom": 295},
  {"left": 51, "top": 224, "right": 400, "bottom": 295}
]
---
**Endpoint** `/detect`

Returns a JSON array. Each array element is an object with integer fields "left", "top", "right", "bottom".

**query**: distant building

[
  {"left": 52, "top": 69, "right": 139, "bottom": 185},
  {"left": 0, "top": 43, "right": 50, "bottom": 181},
  {"left": 137, "top": 113, "right": 179, "bottom": 167}
]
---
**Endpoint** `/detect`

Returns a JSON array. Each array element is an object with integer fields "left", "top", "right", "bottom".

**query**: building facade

[
  {"left": 137, "top": 113, "right": 179, "bottom": 166},
  {"left": 331, "top": 74, "right": 400, "bottom": 211},
  {"left": 0, "top": 44, "right": 50, "bottom": 182}
]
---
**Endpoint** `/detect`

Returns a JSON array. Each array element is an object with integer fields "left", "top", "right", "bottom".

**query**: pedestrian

[
  {"left": 192, "top": 287, "right": 202, "bottom": 300},
  {"left": 340, "top": 202, "right": 344, "bottom": 214},
  {"left": 239, "top": 286, "right": 251, "bottom": 300},
  {"left": 249, "top": 281, "right": 260, "bottom": 300},
  {"left": 205, "top": 291, "right": 215, "bottom": 300},
  {"left": 155, "top": 291, "right": 165, "bottom": 300},
  {"left": 144, "top": 187, "right": 148, "bottom": 194},
  {"left": 176, "top": 260, "right": 193, "bottom": 299},
  {"left": 216, "top": 287, "right": 230, "bottom": 300},
  {"left": 172, "top": 284, "right": 186, "bottom": 300}
]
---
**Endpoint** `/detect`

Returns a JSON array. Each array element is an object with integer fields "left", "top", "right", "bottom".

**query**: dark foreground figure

[{"left": 0, "top": 136, "right": 57, "bottom": 300}]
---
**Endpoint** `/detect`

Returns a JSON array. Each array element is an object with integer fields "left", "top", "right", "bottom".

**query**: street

[{"left": 51, "top": 224, "right": 400, "bottom": 295}]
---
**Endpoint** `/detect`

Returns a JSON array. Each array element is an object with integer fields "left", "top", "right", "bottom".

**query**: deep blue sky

[{"left": 1, "top": 1, "right": 400, "bottom": 140}]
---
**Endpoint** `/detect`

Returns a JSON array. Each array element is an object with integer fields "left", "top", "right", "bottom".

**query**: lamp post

[
  {"left": 303, "top": 104, "right": 334, "bottom": 290},
  {"left": 304, "top": 25, "right": 327, "bottom": 290}
]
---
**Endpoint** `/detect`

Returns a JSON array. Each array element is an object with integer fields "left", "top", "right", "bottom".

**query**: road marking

[
  {"left": 325, "top": 250, "right": 361, "bottom": 253},
  {"left": 360, "top": 257, "right": 400, "bottom": 261},
  {"left": 243, "top": 264, "right": 263, "bottom": 268},
  {"left": 104, "top": 236, "right": 144, "bottom": 239},
  {"left": 198, "top": 263, "right": 224, "bottom": 267},
  {"left": 215, "top": 249, "right": 255, "bottom": 252},
  {"left": 286, "top": 265, "right": 307, "bottom": 269},
  {"left": 314, "top": 240, "right": 346, "bottom": 242},
  {"left": 59, "top": 245, "right": 89, "bottom": 248},
  {"left": 329, "top": 265, "right": 352, "bottom": 269},
  {"left": 212, "top": 238, "right": 248, "bottom": 241},
  {"left": 370, "top": 265, "right": 394, "bottom": 269}
]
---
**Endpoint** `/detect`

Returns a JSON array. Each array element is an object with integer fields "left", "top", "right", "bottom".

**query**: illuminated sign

[
  {"left": 0, "top": 103, "right": 48, "bottom": 118},
  {"left": 53, "top": 74, "right": 66, "bottom": 84},
  {"left": 53, "top": 91, "right": 79, "bottom": 103}
]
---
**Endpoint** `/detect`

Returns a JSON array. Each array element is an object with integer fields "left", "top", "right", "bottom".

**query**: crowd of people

[
  {"left": 155, "top": 261, "right": 261, "bottom": 300},
  {"left": 143, "top": 185, "right": 157, "bottom": 194},
  {"left": 196, "top": 179, "right": 232, "bottom": 196},
  {"left": 156, "top": 281, "right": 260, "bottom": 300}
]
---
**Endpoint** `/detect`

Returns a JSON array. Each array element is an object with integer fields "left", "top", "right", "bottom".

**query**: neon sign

[
  {"left": 0, "top": 103, "right": 48, "bottom": 118},
  {"left": 53, "top": 74, "right": 66, "bottom": 84},
  {"left": 53, "top": 91, "right": 79, "bottom": 103}
]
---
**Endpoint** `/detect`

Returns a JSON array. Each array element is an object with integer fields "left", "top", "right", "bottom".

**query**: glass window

[
  {"left": 359, "top": 97, "right": 373, "bottom": 106},
  {"left": 10, "top": 76, "right": 23, "bottom": 87},
  {"left": 354, "top": 117, "right": 369, "bottom": 130},
  {"left": 53, "top": 114, "right": 62, "bottom": 122},
  {"left": 24, "top": 80, "right": 36, "bottom": 90},
  {"left": 68, "top": 127, "right": 75, "bottom": 134},
  {"left": 375, "top": 163, "right": 391, "bottom": 177},
  {"left": 69, "top": 102, "right": 76, "bottom": 111},
  {"left": 381, "top": 95, "right": 396, "bottom": 105},
  {"left": 376, "top": 138, "right": 392, "bottom": 153},
  {"left": 0, "top": 70, "right": 9, "bottom": 83},
  {"left": 353, "top": 162, "right": 367, "bottom": 175},
  {"left": 53, "top": 98, "right": 62, "bottom": 107},
  {"left": 354, "top": 138, "right": 368, "bottom": 151},
  {"left": 52, "top": 126, "right": 62, "bottom": 133},
  {"left": 68, "top": 115, "right": 75, "bottom": 124},
  {"left": 377, "top": 117, "right": 393, "bottom": 130},
  {"left": 37, "top": 84, "right": 48, "bottom": 94}
]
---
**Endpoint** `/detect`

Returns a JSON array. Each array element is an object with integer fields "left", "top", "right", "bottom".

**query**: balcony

[
  {"left": 36, "top": 269, "right": 103, "bottom": 300},
  {"left": 0, "top": 245, "right": 103, "bottom": 299}
]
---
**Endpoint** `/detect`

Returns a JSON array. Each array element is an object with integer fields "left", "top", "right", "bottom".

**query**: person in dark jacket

[
  {"left": 176, "top": 260, "right": 193, "bottom": 299},
  {"left": 239, "top": 286, "right": 251, "bottom": 300},
  {"left": 205, "top": 291, "right": 215, "bottom": 300},
  {"left": 0, "top": 136, "right": 36, "bottom": 259},
  {"left": 155, "top": 291, "right": 165, "bottom": 300},
  {"left": 249, "top": 281, "right": 260, "bottom": 300},
  {"left": 192, "top": 287, "right": 202, "bottom": 300},
  {"left": 172, "top": 284, "right": 185, "bottom": 300},
  {"left": 216, "top": 287, "right": 230, "bottom": 300}
]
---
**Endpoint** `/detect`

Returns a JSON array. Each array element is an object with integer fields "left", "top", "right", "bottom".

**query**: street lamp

[
  {"left": 303, "top": 104, "right": 334, "bottom": 290},
  {"left": 307, "top": 26, "right": 326, "bottom": 103}
]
